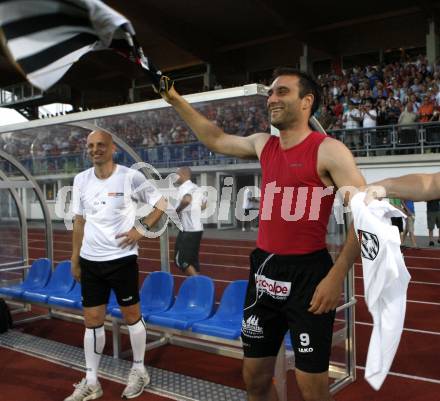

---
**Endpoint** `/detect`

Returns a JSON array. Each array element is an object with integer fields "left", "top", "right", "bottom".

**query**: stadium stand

[{"left": 2, "top": 54, "right": 440, "bottom": 176}]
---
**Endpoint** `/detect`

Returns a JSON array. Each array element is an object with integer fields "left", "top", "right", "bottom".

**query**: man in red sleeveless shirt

[{"left": 158, "top": 68, "right": 365, "bottom": 401}]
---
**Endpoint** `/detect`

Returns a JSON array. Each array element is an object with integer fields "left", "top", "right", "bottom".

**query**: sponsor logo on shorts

[
  {"left": 297, "top": 347, "right": 314, "bottom": 353},
  {"left": 122, "top": 296, "right": 133, "bottom": 302},
  {"left": 298, "top": 333, "right": 313, "bottom": 353},
  {"left": 255, "top": 274, "right": 291, "bottom": 300},
  {"left": 241, "top": 315, "right": 264, "bottom": 339}
]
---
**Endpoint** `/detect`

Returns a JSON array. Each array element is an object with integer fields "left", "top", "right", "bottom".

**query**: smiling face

[
  {"left": 267, "top": 75, "right": 314, "bottom": 130},
  {"left": 86, "top": 130, "right": 115, "bottom": 166},
  {"left": 175, "top": 166, "right": 191, "bottom": 185}
]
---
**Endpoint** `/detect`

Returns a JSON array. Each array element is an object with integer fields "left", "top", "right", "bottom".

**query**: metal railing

[
  {"left": 0, "top": 83, "right": 43, "bottom": 106},
  {"left": 0, "top": 142, "right": 255, "bottom": 176},
  {"left": 2, "top": 121, "right": 439, "bottom": 177},
  {"left": 329, "top": 121, "right": 440, "bottom": 156}
]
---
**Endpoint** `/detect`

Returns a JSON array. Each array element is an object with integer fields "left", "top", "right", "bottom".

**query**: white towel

[{"left": 350, "top": 192, "right": 411, "bottom": 390}]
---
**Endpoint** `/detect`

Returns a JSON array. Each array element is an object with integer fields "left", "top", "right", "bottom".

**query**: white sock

[
  {"left": 84, "top": 325, "right": 105, "bottom": 385},
  {"left": 128, "top": 318, "right": 147, "bottom": 372}
]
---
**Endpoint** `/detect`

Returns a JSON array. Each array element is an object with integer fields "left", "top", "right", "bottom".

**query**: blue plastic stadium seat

[
  {"left": 0, "top": 258, "right": 51, "bottom": 298},
  {"left": 192, "top": 280, "right": 248, "bottom": 339},
  {"left": 106, "top": 290, "right": 118, "bottom": 313},
  {"left": 48, "top": 282, "right": 82, "bottom": 309},
  {"left": 285, "top": 331, "right": 293, "bottom": 350},
  {"left": 111, "top": 271, "right": 174, "bottom": 319},
  {"left": 22, "top": 260, "right": 75, "bottom": 303},
  {"left": 148, "top": 275, "right": 215, "bottom": 330}
]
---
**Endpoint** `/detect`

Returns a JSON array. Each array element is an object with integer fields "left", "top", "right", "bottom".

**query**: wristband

[{"left": 139, "top": 219, "right": 151, "bottom": 231}]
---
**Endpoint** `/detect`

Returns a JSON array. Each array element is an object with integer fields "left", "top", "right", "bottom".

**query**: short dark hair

[{"left": 272, "top": 67, "right": 322, "bottom": 115}]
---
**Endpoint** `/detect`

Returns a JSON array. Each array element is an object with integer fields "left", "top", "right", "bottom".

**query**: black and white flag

[{"left": 0, "top": 0, "right": 161, "bottom": 91}]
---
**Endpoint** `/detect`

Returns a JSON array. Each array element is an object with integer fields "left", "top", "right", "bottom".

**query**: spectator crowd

[
  {"left": 2, "top": 53, "right": 440, "bottom": 160},
  {"left": 315, "top": 54, "right": 440, "bottom": 131},
  {"left": 0, "top": 97, "right": 269, "bottom": 159}
]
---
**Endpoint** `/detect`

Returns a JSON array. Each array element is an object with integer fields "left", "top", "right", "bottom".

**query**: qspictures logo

[{"left": 55, "top": 162, "right": 361, "bottom": 238}]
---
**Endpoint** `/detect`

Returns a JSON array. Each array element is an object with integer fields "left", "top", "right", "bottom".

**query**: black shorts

[
  {"left": 391, "top": 217, "right": 404, "bottom": 233},
  {"left": 174, "top": 231, "right": 203, "bottom": 271},
  {"left": 80, "top": 255, "right": 140, "bottom": 308},
  {"left": 427, "top": 211, "right": 440, "bottom": 230},
  {"left": 241, "top": 248, "right": 335, "bottom": 374}
]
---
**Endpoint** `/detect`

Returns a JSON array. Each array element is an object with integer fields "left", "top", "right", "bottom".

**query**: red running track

[{"left": 7, "top": 229, "right": 440, "bottom": 400}]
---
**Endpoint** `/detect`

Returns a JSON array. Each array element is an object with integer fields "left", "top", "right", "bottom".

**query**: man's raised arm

[{"left": 158, "top": 78, "right": 267, "bottom": 159}]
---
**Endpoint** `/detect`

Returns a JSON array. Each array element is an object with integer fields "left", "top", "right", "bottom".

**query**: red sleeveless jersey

[{"left": 256, "top": 132, "right": 335, "bottom": 255}]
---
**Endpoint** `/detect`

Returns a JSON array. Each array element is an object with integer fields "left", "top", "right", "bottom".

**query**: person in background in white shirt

[
  {"left": 342, "top": 102, "right": 363, "bottom": 150},
  {"left": 361, "top": 102, "right": 377, "bottom": 128},
  {"left": 174, "top": 166, "right": 207, "bottom": 276},
  {"left": 67, "top": 130, "right": 167, "bottom": 401},
  {"left": 241, "top": 186, "right": 259, "bottom": 231}
]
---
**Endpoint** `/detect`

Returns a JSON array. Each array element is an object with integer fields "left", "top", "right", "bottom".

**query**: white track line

[
  {"left": 29, "top": 242, "right": 251, "bottom": 257},
  {"left": 36, "top": 238, "right": 256, "bottom": 250},
  {"left": 137, "top": 256, "right": 249, "bottom": 270},
  {"left": 356, "top": 320, "right": 440, "bottom": 336},
  {"left": 35, "top": 241, "right": 440, "bottom": 266},
  {"left": 355, "top": 263, "right": 440, "bottom": 271},
  {"left": 30, "top": 247, "right": 440, "bottom": 279},
  {"left": 138, "top": 270, "right": 233, "bottom": 283},
  {"left": 28, "top": 246, "right": 250, "bottom": 269},
  {"left": 402, "top": 254, "right": 440, "bottom": 260},
  {"left": 140, "top": 249, "right": 249, "bottom": 258},
  {"left": 355, "top": 294, "right": 440, "bottom": 306},
  {"left": 354, "top": 276, "right": 440, "bottom": 286},
  {"left": 27, "top": 245, "right": 440, "bottom": 272},
  {"left": 355, "top": 365, "right": 440, "bottom": 385},
  {"left": 402, "top": 266, "right": 440, "bottom": 272}
]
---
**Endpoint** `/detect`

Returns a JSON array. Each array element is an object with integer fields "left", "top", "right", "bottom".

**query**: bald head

[
  {"left": 86, "top": 130, "right": 115, "bottom": 166},
  {"left": 87, "top": 130, "right": 113, "bottom": 144},
  {"left": 176, "top": 166, "right": 192, "bottom": 184}
]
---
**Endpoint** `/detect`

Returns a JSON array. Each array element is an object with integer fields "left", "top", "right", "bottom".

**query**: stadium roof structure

[{"left": 0, "top": 0, "right": 439, "bottom": 113}]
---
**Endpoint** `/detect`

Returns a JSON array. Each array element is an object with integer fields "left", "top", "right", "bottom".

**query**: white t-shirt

[
  {"left": 363, "top": 109, "right": 377, "bottom": 128},
  {"left": 177, "top": 180, "right": 205, "bottom": 232},
  {"left": 351, "top": 193, "right": 410, "bottom": 390},
  {"left": 72, "top": 165, "right": 162, "bottom": 261},
  {"left": 242, "top": 187, "right": 253, "bottom": 209},
  {"left": 343, "top": 108, "right": 361, "bottom": 129}
]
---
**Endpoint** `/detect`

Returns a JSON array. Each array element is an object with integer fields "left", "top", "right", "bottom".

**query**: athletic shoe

[
  {"left": 64, "top": 378, "right": 103, "bottom": 401},
  {"left": 429, "top": 241, "right": 435, "bottom": 247},
  {"left": 121, "top": 368, "right": 150, "bottom": 399}
]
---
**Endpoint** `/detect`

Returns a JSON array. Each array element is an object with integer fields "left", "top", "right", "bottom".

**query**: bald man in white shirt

[{"left": 67, "top": 130, "right": 167, "bottom": 401}]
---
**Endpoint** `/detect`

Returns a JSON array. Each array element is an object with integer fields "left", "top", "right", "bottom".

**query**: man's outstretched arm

[
  {"left": 158, "top": 79, "right": 268, "bottom": 159},
  {"left": 365, "top": 173, "right": 440, "bottom": 203}
]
